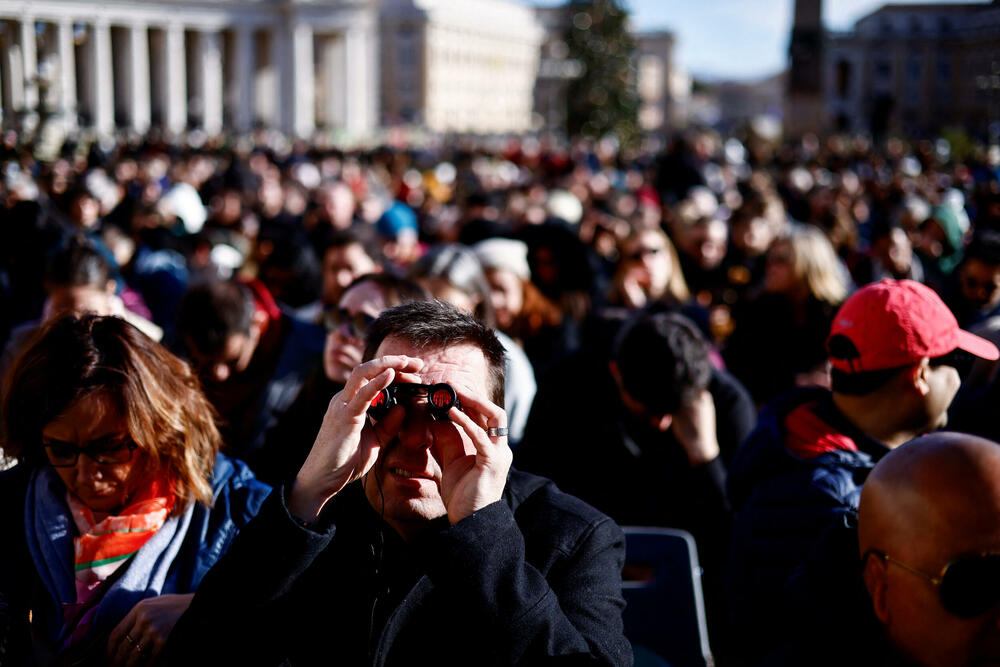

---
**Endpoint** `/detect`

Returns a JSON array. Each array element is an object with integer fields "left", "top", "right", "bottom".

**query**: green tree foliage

[{"left": 565, "top": 0, "right": 639, "bottom": 147}]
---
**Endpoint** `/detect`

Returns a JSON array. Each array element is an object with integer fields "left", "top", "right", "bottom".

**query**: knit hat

[{"left": 473, "top": 238, "right": 530, "bottom": 281}]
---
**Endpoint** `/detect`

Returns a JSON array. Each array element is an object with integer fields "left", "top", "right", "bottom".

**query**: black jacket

[{"left": 164, "top": 470, "right": 631, "bottom": 666}]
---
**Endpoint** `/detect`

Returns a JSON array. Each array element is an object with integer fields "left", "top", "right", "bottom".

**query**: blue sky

[{"left": 520, "top": 0, "right": 985, "bottom": 81}]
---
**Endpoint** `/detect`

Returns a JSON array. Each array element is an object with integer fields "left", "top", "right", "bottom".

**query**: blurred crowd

[{"left": 5, "top": 125, "right": 1000, "bottom": 664}]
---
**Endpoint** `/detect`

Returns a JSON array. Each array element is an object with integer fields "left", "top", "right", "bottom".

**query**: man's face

[
  {"left": 363, "top": 338, "right": 490, "bottom": 535},
  {"left": 189, "top": 327, "right": 261, "bottom": 383},
  {"left": 959, "top": 258, "right": 1000, "bottom": 313},
  {"left": 877, "top": 494, "right": 1000, "bottom": 666},
  {"left": 321, "top": 243, "right": 377, "bottom": 306}
]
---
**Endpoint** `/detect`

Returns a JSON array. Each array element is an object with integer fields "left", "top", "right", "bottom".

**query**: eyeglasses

[
  {"left": 324, "top": 307, "right": 377, "bottom": 339},
  {"left": 627, "top": 246, "right": 663, "bottom": 262},
  {"left": 864, "top": 550, "right": 1000, "bottom": 618},
  {"left": 44, "top": 439, "right": 137, "bottom": 467}
]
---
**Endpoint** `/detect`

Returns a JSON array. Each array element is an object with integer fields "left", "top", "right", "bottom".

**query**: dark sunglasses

[
  {"left": 865, "top": 550, "right": 1000, "bottom": 618},
  {"left": 324, "top": 307, "right": 377, "bottom": 339},
  {"left": 930, "top": 348, "right": 975, "bottom": 379},
  {"left": 44, "top": 439, "right": 137, "bottom": 467},
  {"left": 628, "top": 246, "right": 663, "bottom": 262}
]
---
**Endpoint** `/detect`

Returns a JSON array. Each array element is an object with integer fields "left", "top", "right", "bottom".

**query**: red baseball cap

[{"left": 827, "top": 279, "right": 999, "bottom": 373}]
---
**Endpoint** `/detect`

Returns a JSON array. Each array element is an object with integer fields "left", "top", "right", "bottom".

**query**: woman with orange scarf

[{"left": 0, "top": 315, "right": 271, "bottom": 666}]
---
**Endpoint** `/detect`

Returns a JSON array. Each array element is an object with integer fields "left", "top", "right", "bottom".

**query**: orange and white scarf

[{"left": 62, "top": 476, "right": 174, "bottom": 645}]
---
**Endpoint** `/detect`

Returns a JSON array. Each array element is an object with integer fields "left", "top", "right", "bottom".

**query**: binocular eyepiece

[{"left": 368, "top": 383, "right": 460, "bottom": 422}]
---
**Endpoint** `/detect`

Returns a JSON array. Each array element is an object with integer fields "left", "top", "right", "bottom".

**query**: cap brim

[{"left": 956, "top": 329, "right": 1000, "bottom": 361}]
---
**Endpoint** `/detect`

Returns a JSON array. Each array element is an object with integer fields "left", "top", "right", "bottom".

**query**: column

[
  {"left": 164, "top": 23, "right": 186, "bottom": 134},
  {"left": 128, "top": 24, "right": 151, "bottom": 133},
  {"left": 91, "top": 20, "right": 114, "bottom": 135},
  {"left": 57, "top": 20, "right": 77, "bottom": 129},
  {"left": 271, "top": 25, "right": 290, "bottom": 132},
  {"left": 291, "top": 23, "right": 314, "bottom": 137},
  {"left": 3, "top": 21, "right": 24, "bottom": 115},
  {"left": 344, "top": 26, "right": 375, "bottom": 136},
  {"left": 321, "top": 34, "right": 346, "bottom": 127},
  {"left": 20, "top": 18, "right": 38, "bottom": 116},
  {"left": 198, "top": 30, "right": 223, "bottom": 135},
  {"left": 233, "top": 25, "right": 254, "bottom": 132}
]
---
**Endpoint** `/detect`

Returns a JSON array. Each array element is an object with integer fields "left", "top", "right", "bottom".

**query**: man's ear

[
  {"left": 862, "top": 553, "right": 891, "bottom": 624},
  {"left": 911, "top": 358, "right": 932, "bottom": 396},
  {"left": 104, "top": 279, "right": 118, "bottom": 295}
]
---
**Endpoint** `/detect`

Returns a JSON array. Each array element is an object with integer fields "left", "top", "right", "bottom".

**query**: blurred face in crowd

[
  {"left": 43, "top": 282, "right": 118, "bottom": 321},
  {"left": 43, "top": 392, "right": 147, "bottom": 516},
  {"left": 689, "top": 218, "right": 728, "bottom": 270},
  {"left": 877, "top": 228, "right": 914, "bottom": 277},
  {"left": 764, "top": 240, "right": 796, "bottom": 295},
  {"left": 958, "top": 258, "right": 1000, "bottom": 313},
  {"left": 187, "top": 324, "right": 262, "bottom": 384},
  {"left": 324, "top": 280, "right": 387, "bottom": 384},
  {"left": 319, "top": 182, "right": 356, "bottom": 229},
  {"left": 322, "top": 243, "right": 378, "bottom": 306},
  {"left": 418, "top": 277, "right": 479, "bottom": 316},
  {"left": 485, "top": 268, "right": 524, "bottom": 331},
  {"left": 621, "top": 230, "right": 672, "bottom": 295},
  {"left": 733, "top": 215, "right": 775, "bottom": 257}
]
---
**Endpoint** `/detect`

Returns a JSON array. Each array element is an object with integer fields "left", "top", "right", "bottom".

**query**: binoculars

[{"left": 368, "top": 383, "right": 460, "bottom": 422}]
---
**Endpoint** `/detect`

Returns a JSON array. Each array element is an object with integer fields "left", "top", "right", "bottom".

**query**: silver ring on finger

[{"left": 487, "top": 427, "right": 508, "bottom": 437}]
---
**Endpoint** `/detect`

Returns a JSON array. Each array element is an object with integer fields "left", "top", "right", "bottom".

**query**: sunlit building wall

[
  {"left": 826, "top": 2, "right": 1000, "bottom": 138},
  {"left": 381, "top": 0, "right": 543, "bottom": 133},
  {"left": 0, "top": 0, "right": 379, "bottom": 138}
]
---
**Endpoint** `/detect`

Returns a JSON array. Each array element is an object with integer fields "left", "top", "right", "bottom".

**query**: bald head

[
  {"left": 859, "top": 432, "right": 1000, "bottom": 558},
  {"left": 858, "top": 432, "right": 1000, "bottom": 667}
]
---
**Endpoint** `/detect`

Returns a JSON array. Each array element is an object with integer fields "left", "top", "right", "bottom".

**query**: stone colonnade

[{"left": 0, "top": 1, "right": 378, "bottom": 137}]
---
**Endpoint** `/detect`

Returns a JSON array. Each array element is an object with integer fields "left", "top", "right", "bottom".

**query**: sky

[{"left": 520, "top": 0, "right": 986, "bottom": 81}]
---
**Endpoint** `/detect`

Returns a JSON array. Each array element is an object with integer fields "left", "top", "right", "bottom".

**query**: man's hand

[
  {"left": 289, "top": 355, "right": 424, "bottom": 522},
  {"left": 432, "top": 389, "right": 512, "bottom": 525},
  {"left": 671, "top": 388, "right": 720, "bottom": 466},
  {"left": 105, "top": 593, "right": 193, "bottom": 667}
]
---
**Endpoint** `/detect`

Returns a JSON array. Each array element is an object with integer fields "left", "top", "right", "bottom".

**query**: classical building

[
  {"left": 380, "top": 0, "right": 543, "bottom": 133},
  {"left": 0, "top": 0, "right": 379, "bottom": 138},
  {"left": 825, "top": 1, "right": 1000, "bottom": 137}
]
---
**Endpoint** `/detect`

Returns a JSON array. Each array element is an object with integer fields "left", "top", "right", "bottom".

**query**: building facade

[
  {"left": 0, "top": 0, "right": 379, "bottom": 138},
  {"left": 825, "top": 1, "right": 1000, "bottom": 138},
  {"left": 380, "top": 0, "right": 543, "bottom": 134}
]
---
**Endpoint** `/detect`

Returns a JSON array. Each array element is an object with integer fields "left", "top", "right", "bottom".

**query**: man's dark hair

[
  {"left": 344, "top": 273, "right": 430, "bottom": 307},
  {"left": 363, "top": 300, "right": 506, "bottom": 406},
  {"left": 613, "top": 310, "right": 711, "bottom": 415},
  {"left": 177, "top": 280, "right": 255, "bottom": 357},
  {"left": 962, "top": 230, "right": 1000, "bottom": 268},
  {"left": 45, "top": 238, "right": 111, "bottom": 290},
  {"left": 317, "top": 226, "right": 382, "bottom": 264}
]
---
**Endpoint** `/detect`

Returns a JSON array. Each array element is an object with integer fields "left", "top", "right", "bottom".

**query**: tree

[{"left": 564, "top": 0, "right": 639, "bottom": 147}]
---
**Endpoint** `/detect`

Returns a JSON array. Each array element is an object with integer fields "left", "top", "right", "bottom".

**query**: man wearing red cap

[{"left": 725, "top": 279, "right": 999, "bottom": 663}]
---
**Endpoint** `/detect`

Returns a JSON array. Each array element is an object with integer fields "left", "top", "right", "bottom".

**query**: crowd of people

[{"left": 3, "top": 125, "right": 1000, "bottom": 665}]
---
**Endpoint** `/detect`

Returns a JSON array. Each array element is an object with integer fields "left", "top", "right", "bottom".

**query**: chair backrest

[{"left": 622, "top": 526, "right": 712, "bottom": 667}]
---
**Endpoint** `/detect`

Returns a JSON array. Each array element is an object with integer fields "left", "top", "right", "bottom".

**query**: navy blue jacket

[
  {"left": 0, "top": 453, "right": 271, "bottom": 665},
  {"left": 726, "top": 387, "right": 887, "bottom": 663},
  {"left": 164, "top": 470, "right": 631, "bottom": 666}
]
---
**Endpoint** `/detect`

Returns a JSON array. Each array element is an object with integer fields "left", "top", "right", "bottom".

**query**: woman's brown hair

[{"left": 1, "top": 315, "right": 220, "bottom": 511}]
